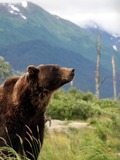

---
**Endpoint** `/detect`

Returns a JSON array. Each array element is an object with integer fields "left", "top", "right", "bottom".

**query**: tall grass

[
  {"left": 0, "top": 89, "right": 120, "bottom": 160},
  {"left": 0, "top": 146, "right": 21, "bottom": 160},
  {"left": 0, "top": 124, "right": 119, "bottom": 160},
  {"left": 40, "top": 127, "right": 119, "bottom": 160}
]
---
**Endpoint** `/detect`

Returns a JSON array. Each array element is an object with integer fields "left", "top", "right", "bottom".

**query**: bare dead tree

[
  {"left": 95, "top": 33, "right": 101, "bottom": 98},
  {"left": 112, "top": 56, "right": 117, "bottom": 100},
  {"left": 70, "top": 80, "right": 73, "bottom": 87}
]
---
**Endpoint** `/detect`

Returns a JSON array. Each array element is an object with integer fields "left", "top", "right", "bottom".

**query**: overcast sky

[{"left": 0, "top": 0, "right": 120, "bottom": 34}]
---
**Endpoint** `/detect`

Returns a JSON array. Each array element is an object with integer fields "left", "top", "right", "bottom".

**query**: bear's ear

[{"left": 27, "top": 65, "right": 39, "bottom": 75}]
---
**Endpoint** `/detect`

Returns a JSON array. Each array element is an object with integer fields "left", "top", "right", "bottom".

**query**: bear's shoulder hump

[{"left": 3, "top": 76, "right": 19, "bottom": 88}]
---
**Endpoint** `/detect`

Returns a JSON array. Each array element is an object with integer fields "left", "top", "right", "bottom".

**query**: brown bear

[{"left": 0, "top": 64, "right": 75, "bottom": 160}]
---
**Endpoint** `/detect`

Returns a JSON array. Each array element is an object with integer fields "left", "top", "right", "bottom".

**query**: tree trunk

[
  {"left": 95, "top": 34, "right": 101, "bottom": 98},
  {"left": 112, "top": 56, "right": 117, "bottom": 100}
]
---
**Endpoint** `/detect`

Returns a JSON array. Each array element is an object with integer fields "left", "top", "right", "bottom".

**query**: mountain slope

[
  {"left": 0, "top": 2, "right": 97, "bottom": 56},
  {"left": 0, "top": 2, "right": 120, "bottom": 97},
  {"left": 0, "top": 39, "right": 115, "bottom": 97}
]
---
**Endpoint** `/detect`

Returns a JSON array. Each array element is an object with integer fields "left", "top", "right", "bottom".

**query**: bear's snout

[
  {"left": 61, "top": 67, "right": 75, "bottom": 82},
  {"left": 69, "top": 68, "right": 75, "bottom": 80},
  {"left": 70, "top": 68, "right": 75, "bottom": 76}
]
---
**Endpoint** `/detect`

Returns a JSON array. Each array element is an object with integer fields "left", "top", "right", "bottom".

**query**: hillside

[{"left": 0, "top": 1, "right": 120, "bottom": 97}]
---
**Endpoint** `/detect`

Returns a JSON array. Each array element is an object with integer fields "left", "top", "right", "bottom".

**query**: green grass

[
  {"left": 0, "top": 122, "right": 120, "bottom": 160},
  {"left": 40, "top": 126, "right": 119, "bottom": 160},
  {"left": 0, "top": 146, "right": 21, "bottom": 160},
  {"left": 0, "top": 90, "right": 120, "bottom": 160}
]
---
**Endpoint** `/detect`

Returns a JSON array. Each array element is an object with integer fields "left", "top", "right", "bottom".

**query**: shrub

[
  {"left": 82, "top": 91, "right": 96, "bottom": 101},
  {"left": 96, "top": 99, "right": 117, "bottom": 108},
  {"left": 47, "top": 88, "right": 102, "bottom": 120},
  {"left": 71, "top": 100, "right": 100, "bottom": 120},
  {"left": 47, "top": 88, "right": 120, "bottom": 121}
]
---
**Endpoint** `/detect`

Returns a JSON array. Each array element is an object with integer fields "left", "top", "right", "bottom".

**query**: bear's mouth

[
  {"left": 70, "top": 69, "right": 75, "bottom": 77},
  {"left": 69, "top": 68, "right": 75, "bottom": 80},
  {"left": 62, "top": 68, "right": 75, "bottom": 84}
]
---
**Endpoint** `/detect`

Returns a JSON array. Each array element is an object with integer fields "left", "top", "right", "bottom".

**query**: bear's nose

[
  {"left": 70, "top": 68, "right": 75, "bottom": 76},
  {"left": 71, "top": 68, "right": 75, "bottom": 73}
]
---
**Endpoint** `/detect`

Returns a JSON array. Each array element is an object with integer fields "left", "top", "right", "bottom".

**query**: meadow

[{"left": 0, "top": 87, "right": 120, "bottom": 160}]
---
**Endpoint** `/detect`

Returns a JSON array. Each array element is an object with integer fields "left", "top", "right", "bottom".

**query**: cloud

[
  {"left": 35, "top": 0, "right": 120, "bottom": 34},
  {"left": 64, "top": 11, "right": 120, "bottom": 34},
  {"left": 37, "top": 0, "right": 119, "bottom": 12},
  {"left": 0, "top": 0, "right": 120, "bottom": 34}
]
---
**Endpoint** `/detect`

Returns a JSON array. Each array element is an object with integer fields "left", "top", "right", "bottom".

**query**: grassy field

[
  {"left": 0, "top": 89, "right": 120, "bottom": 160},
  {"left": 0, "top": 117, "right": 120, "bottom": 160},
  {"left": 40, "top": 119, "right": 120, "bottom": 160}
]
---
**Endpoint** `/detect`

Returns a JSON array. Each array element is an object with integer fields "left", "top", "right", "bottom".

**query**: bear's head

[{"left": 27, "top": 64, "right": 75, "bottom": 91}]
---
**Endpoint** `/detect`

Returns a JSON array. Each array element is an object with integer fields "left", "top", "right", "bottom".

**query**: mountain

[{"left": 0, "top": 1, "right": 120, "bottom": 98}]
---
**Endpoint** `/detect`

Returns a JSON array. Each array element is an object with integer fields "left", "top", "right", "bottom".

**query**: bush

[
  {"left": 82, "top": 91, "right": 96, "bottom": 101},
  {"left": 71, "top": 100, "right": 101, "bottom": 120},
  {"left": 96, "top": 99, "right": 117, "bottom": 108},
  {"left": 47, "top": 88, "right": 101, "bottom": 120},
  {"left": 47, "top": 88, "right": 120, "bottom": 121}
]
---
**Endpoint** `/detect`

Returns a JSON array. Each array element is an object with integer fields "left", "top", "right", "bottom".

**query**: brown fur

[{"left": 0, "top": 64, "right": 75, "bottom": 160}]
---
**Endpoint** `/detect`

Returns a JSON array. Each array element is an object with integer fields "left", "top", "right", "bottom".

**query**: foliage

[
  {"left": 47, "top": 87, "right": 120, "bottom": 121},
  {"left": 0, "top": 56, "right": 23, "bottom": 83},
  {"left": 47, "top": 88, "right": 100, "bottom": 120},
  {"left": 0, "top": 56, "right": 11, "bottom": 81}
]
